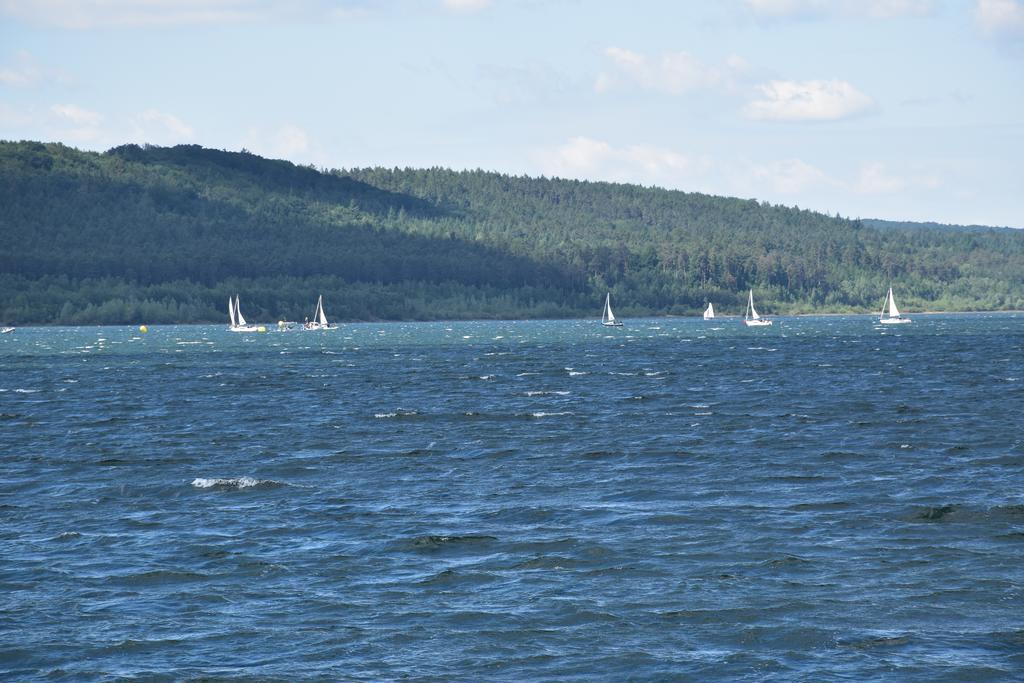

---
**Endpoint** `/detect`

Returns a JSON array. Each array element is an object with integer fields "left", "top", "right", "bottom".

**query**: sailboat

[
  {"left": 879, "top": 287, "right": 911, "bottom": 324},
  {"left": 703, "top": 302, "right": 715, "bottom": 320},
  {"left": 228, "top": 295, "right": 260, "bottom": 332},
  {"left": 743, "top": 289, "right": 772, "bottom": 327},
  {"left": 601, "top": 292, "right": 623, "bottom": 327},
  {"left": 1, "top": 326, "right": 14, "bottom": 334},
  {"left": 304, "top": 295, "right": 338, "bottom": 330}
]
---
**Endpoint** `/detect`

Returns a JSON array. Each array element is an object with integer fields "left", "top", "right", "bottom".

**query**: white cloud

[
  {"left": 43, "top": 104, "right": 198, "bottom": 148},
  {"left": 537, "top": 137, "right": 840, "bottom": 200},
  {"left": 51, "top": 103, "right": 101, "bottom": 126},
  {"left": 49, "top": 103, "right": 104, "bottom": 143},
  {"left": 475, "top": 61, "right": 578, "bottom": 106},
  {"left": 728, "top": 158, "right": 946, "bottom": 209},
  {"left": 735, "top": 158, "right": 943, "bottom": 199},
  {"left": 855, "top": 161, "right": 905, "bottom": 193},
  {"left": 596, "top": 47, "right": 746, "bottom": 95},
  {"left": 744, "top": 79, "right": 874, "bottom": 121},
  {"left": 534, "top": 136, "right": 711, "bottom": 188},
  {"left": 127, "top": 109, "right": 196, "bottom": 145},
  {"left": 535, "top": 137, "right": 947, "bottom": 217},
  {"left": 861, "top": 0, "right": 935, "bottom": 18},
  {"left": 744, "top": 0, "right": 829, "bottom": 19},
  {"left": 746, "top": 158, "right": 835, "bottom": 194},
  {"left": 0, "top": 102, "right": 32, "bottom": 127},
  {"left": 242, "top": 123, "right": 312, "bottom": 161},
  {"left": 0, "top": 50, "right": 41, "bottom": 87},
  {"left": 272, "top": 124, "right": 310, "bottom": 157},
  {"left": 0, "top": 49, "right": 70, "bottom": 87},
  {"left": 0, "top": 1, "right": 441, "bottom": 28},
  {"left": 974, "top": 0, "right": 1024, "bottom": 36},
  {"left": 542, "top": 136, "right": 611, "bottom": 173},
  {"left": 854, "top": 162, "right": 941, "bottom": 194},
  {"left": 744, "top": 0, "right": 934, "bottom": 19},
  {"left": 140, "top": 109, "right": 194, "bottom": 139},
  {"left": 441, "top": 0, "right": 491, "bottom": 13},
  {"left": 0, "top": 0, "right": 370, "bottom": 29}
]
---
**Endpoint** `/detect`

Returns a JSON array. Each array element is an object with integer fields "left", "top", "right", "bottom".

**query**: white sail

[
  {"left": 302, "top": 294, "right": 337, "bottom": 330},
  {"left": 227, "top": 294, "right": 262, "bottom": 332},
  {"left": 316, "top": 295, "right": 328, "bottom": 326},
  {"left": 703, "top": 302, "right": 715, "bottom": 320},
  {"left": 602, "top": 292, "right": 620, "bottom": 325},
  {"left": 744, "top": 289, "right": 772, "bottom": 326},
  {"left": 887, "top": 288, "right": 900, "bottom": 318},
  {"left": 747, "top": 290, "right": 760, "bottom": 320},
  {"left": 879, "top": 287, "right": 911, "bottom": 324},
  {"left": 235, "top": 295, "right": 248, "bottom": 326},
  {"left": 602, "top": 292, "right": 623, "bottom": 326}
]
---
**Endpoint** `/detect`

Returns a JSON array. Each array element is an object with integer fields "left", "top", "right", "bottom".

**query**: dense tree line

[{"left": 0, "top": 141, "right": 1021, "bottom": 324}]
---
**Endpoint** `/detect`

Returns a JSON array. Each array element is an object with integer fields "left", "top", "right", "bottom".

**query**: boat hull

[
  {"left": 602, "top": 322, "right": 623, "bottom": 327},
  {"left": 879, "top": 318, "right": 911, "bottom": 324},
  {"left": 743, "top": 319, "right": 772, "bottom": 327}
]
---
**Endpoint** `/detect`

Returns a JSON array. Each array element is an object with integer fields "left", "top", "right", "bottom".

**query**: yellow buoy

[
  {"left": 257, "top": 326, "right": 267, "bottom": 333},
  {"left": 139, "top": 325, "right": 148, "bottom": 333}
]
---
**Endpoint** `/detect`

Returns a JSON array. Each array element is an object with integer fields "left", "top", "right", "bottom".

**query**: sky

[{"left": 1, "top": 0, "right": 1022, "bottom": 227}]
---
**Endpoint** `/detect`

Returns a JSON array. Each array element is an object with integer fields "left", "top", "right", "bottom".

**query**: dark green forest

[{"left": 1, "top": 140, "right": 1021, "bottom": 324}]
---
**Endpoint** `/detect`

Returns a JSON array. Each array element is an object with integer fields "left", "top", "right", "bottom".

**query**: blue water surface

[{"left": 1, "top": 314, "right": 1022, "bottom": 680}]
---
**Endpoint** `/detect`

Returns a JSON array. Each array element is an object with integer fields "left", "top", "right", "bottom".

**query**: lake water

[{"left": 2, "top": 315, "right": 1022, "bottom": 680}]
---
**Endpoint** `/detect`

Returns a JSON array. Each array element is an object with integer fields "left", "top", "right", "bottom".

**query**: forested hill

[
  {"left": 1, "top": 141, "right": 1022, "bottom": 324},
  {"left": 862, "top": 218, "right": 1020, "bottom": 233}
]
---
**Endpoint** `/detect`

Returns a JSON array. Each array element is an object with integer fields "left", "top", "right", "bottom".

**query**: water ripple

[{"left": 1, "top": 315, "right": 1022, "bottom": 679}]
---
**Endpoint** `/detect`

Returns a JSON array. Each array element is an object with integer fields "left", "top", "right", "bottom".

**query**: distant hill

[
  {"left": 1, "top": 141, "right": 1022, "bottom": 324},
  {"left": 862, "top": 218, "right": 1021, "bottom": 234}
]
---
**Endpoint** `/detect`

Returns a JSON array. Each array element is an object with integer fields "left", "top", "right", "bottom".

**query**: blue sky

[{"left": 1, "top": 0, "right": 1022, "bottom": 227}]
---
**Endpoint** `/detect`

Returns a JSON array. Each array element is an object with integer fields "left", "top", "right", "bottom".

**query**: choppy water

[{"left": 2, "top": 315, "right": 1023, "bottom": 680}]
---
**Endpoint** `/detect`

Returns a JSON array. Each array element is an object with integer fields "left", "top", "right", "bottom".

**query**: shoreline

[{"left": 3, "top": 310, "right": 1021, "bottom": 328}]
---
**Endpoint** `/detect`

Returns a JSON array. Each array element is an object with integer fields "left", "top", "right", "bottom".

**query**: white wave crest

[
  {"left": 374, "top": 410, "right": 419, "bottom": 419},
  {"left": 191, "top": 476, "right": 277, "bottom": 489}
]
